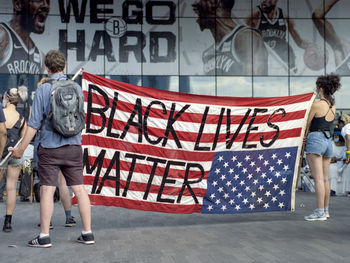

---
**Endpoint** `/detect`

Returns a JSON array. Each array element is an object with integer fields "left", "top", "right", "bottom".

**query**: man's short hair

[
  {"left": 221, "top": 0, "right": 235, "bottom": 11},
  {"left": 44, "top": 50, "right": 66, "bottom": 74}
]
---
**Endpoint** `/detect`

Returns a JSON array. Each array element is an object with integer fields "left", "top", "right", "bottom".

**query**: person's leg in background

[
  {"left": 0, "top": 171, "right": 6, "bottom": 202},
  {"left": 58, "top": 171, "right": 76, "bottom": 227},
  {"left": 3, "top": 164, "right": 23, "bottom": 232}
]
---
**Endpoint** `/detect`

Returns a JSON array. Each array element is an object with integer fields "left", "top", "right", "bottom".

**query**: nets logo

[{"left": 105, "top": 17, "right": 127, "bottom": 38}]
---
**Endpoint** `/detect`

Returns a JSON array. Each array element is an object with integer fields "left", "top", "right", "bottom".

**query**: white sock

[
  {"left": 39, "top": 233, "right": 49, "bottom": 238},
  {"left": 82, "top": 230, "right": 92, "bottom": 235}
]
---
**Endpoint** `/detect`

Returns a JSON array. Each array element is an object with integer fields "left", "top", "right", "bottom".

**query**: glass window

[
  {"left": 142, "top": 76, "right": 179, "bottom": 92},
  {"left": 325, "top": 19, "right": 350, "bottom": 76},
  {"left": 142, "top": 18, "right": 178, "bottom": 75},
  {"left": 253, "top": 76, "right": 289, "bottom": 97},
  {"left": 289, "top": 0, "right": 323, "bottom": 19},
  {"left": 179, "top": 17, "right": 215, "bottom": 76},
  {"left": 179, "top": 76, "right": 215, "bottom": 95},
  {"left": 217, "top": 77, "right": 252, "bottom": 97},
  {"left": 289, "top": 76, "right": 317, "bottom": 95}
]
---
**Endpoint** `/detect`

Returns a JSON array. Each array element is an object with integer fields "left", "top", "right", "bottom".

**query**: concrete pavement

[{"left": 0, "top": 191, "right": 350, "bottom": 263}]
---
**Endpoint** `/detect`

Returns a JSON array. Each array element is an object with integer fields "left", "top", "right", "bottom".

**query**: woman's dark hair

[{"left": 316, "top": 74, "right": 341, "bottom": 106}]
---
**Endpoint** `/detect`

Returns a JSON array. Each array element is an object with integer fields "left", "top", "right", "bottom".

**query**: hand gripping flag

[{"left": 78, "top": 72, "right": 315, "bottom": 214}]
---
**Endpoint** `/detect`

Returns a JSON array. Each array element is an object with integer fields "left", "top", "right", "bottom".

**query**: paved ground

[{"left": 0, "top": 191, "right": 350, "bottom": 263}]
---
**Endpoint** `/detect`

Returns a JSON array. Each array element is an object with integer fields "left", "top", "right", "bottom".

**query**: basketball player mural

[
  {"left": 246, "top": 0, "right": 310, "bottom": 74},
  {"left": 192, "top": 0, "right": 267, "bottom": 76},
  {"left": 0, "top": 0, "right": 50, "bottom": 74},
  {"left": 313, "top": 0, "right": 350, "bottom": 75}
]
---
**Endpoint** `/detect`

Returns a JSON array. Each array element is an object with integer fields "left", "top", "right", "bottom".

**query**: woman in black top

[{"left": 304, "top": 74, "right": 341, "bottom": 221}]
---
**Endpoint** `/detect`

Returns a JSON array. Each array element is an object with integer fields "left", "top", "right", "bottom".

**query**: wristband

[{"left": 346, "top": 151, "right": 350, "bottom": 159}]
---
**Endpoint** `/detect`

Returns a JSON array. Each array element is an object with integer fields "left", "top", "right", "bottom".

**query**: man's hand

[{"left": 10, "top": 147, "right": 24, "bottom": 159}]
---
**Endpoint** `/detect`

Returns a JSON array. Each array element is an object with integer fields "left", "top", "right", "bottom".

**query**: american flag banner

[{"left": 79, "top": 72, "right": 315, "bottom": 214}]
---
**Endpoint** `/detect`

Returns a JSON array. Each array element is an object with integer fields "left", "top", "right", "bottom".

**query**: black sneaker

[
  {"left": 37, "top": 222, "right": 54, "bottom": 230},
  {"left": 28, "top": 235, "right": 52, "bottom": 248},
  {"left": 3, "top": 217, "right": 12, "bottom": 232},
  {"left": 76, "top": 232, "right": 95, "bottom": 245},
  {"left": 65, "top": 217, "right": 76, "bottom": 227}
]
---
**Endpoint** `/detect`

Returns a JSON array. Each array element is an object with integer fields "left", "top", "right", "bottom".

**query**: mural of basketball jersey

[
  {"left": 202, "top": 25, "right": 253, "bottom": 75},
  {"left": 257, "top": 6, "right": 296, "bottom": 71},
  {"left": 0, "top": 22, "right": 43, "bottom": 74}
]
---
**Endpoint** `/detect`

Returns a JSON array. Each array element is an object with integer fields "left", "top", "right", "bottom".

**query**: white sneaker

[
  {"left": 324, "top": 211, "right": 330, "bottom": 219},
  {"left": 304, "top": 210, "right": 327, "bottom": 221}
]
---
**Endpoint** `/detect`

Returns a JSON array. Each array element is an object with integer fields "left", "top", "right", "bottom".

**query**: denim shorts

[
  {"left": 0, "top": 155, "right": 24, "bottom": 169},
  {"left": 305, "top": 131, "right": 333, "bottom": 157}
]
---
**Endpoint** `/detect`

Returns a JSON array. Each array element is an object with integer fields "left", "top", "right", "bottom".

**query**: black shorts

[{"left": 37, "top": 144, "right": 83, "bottom": 186}]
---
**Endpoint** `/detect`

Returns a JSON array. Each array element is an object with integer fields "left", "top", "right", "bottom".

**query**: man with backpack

[{"left": 11, "top": 50, "right": 94, "bottom": 248}]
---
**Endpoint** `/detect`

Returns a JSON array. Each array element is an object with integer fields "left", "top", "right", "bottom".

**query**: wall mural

[{"left": 0, "top": 0, "right": 349, "bottom": 108}]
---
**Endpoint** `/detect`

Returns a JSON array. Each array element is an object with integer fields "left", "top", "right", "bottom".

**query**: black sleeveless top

[{"left": 309, "top": 99, "right": 334, "bottom": 135}]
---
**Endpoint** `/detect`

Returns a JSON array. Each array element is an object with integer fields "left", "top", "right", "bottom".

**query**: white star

[
  {"left": 278, "top": 202, "right": 285, "bottom": 208},
  {"left": 255, "top": 167, "right": 261, "bottom": 173},
  {"left": 223, "top": 162, "right": 229, "bottom": 168},
  {"left": 210, "top": 193, "right": 215, "bottom": 199},
  {"left": 272, "top": 153, "right": 277, "bottom": 159},
  {"left": 273, "top": 184, "right": 279, "bottom": 190},
  {"left": 229, "top": 199, "right": 235, "bottom": 205},
  {"left": 218, "top": 187, "right": 224, "bottom": 193},
  {"left": 237, "top": 192, "right": 243, "bottom": 198},
  {"left": 274, "top": 171, "right": 281, "bottom": 178},
  {"left": 221, "top": 205, "right": 227, "bottom": 211},
  {"left": 245, "top": 186, "right": 250, "bottom": 192},
  {"left": 207, "top": 205, "right": 213, "bottom": 211},
  {"left": 212, "top": 181, "right": 218, "bottom": 187},
  {"left": 258, "top": 154, "right": 264, "bottom": 160},
  {"left": 263, "top": 160, "right": 269, "bottom": 166},
  {"left": 215, "top": 199, "right": 221, "bottom": 205},
  {"left": 249, "top": 204, "right": 255, "bottom": 210},
  {"left": 271, "top": 196, "right": 277, "bottom": 203},
  {"left": 269, "top": 166, "right": 275, "bottom": 172},
  {"left": 266, "top": 178, "right": 273, "bottom": 184},
  {"left": 259, "top": 185, "right": 264, "bottom": 191},
  {"left": 242, "top": 168, "right": 248, "bottom": 173},
  {"left": 247, "top": 174, "right": 253, "bottom": 180},
  {"left": 253, "top": 179, "right": 259, "bottom": 185},
  {"left": 243, "top": 198, "right": 249, "bottom": 204},
  {"left": 231, "top": 187, "right": 237, "bottom": 193},
  {"left": 218, "top": 156, "right": 224, "bottom": 161},
  {"left": 223, "top": 193, "right": 229, "bottom": 199},
  {"left": 285, "top": 152, "right": 291, "bottom": 158},
  {"left": 231, "top": 155, "right": 237, "bottom": 162},
  {"left": 220, "top": 174, "right": 226, "bottom": 181},
  {"left": 251, "top": 192, "right": 256, "bottom": 197},
  {"left": 234, "top": 174, "right": 239, "bottom": 180},
  {"left": 264, "top": 203, "right": 270, "bottom": 209},
  {"left": 236, "top": 162, "right": 242, "bottom": 168},
  {"left": 261, "top": 173, "right": 267, "bottom": 179},
  {"left": 279, "top": 190, "right": 285, "bottom": 196},
  {"left": 239, "top": 180, "right": 245, "bottom": 186},
  {"left": 281, "top": 177, "right": 287, "bottom": 184},
  {"left": 226, "top": 181, "right": 232, "bottom": 187},
  {"left": 235, "top": 205, "right": 241, "bottom": 211},
  {"left": 257, "top": 197, "right": 263, "bottom": 203},
  {"left": 229, "top": 168, "right": 234, "bottom": 174},
  {"left": 277, "top": 159, "right": 283, "bottom": 165},
  {"left": 215, "top": 168, "right": 220, "bottom": 174},
  {"left": 283, "top": 165, "right": 289, "bottom": 171},
  {"left": 245, "top": 155, "right": 251, "bottom": 161},
  {"left": 265, "top": 191, "right": 271, "bottom": 197},
  {"left": 250, "top": 161, "right": 256, "bottom": 167}
]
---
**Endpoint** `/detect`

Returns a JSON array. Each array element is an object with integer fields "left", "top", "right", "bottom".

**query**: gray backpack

[{"left": 47, "top": 79, "right": 85, "bottom": 137}]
